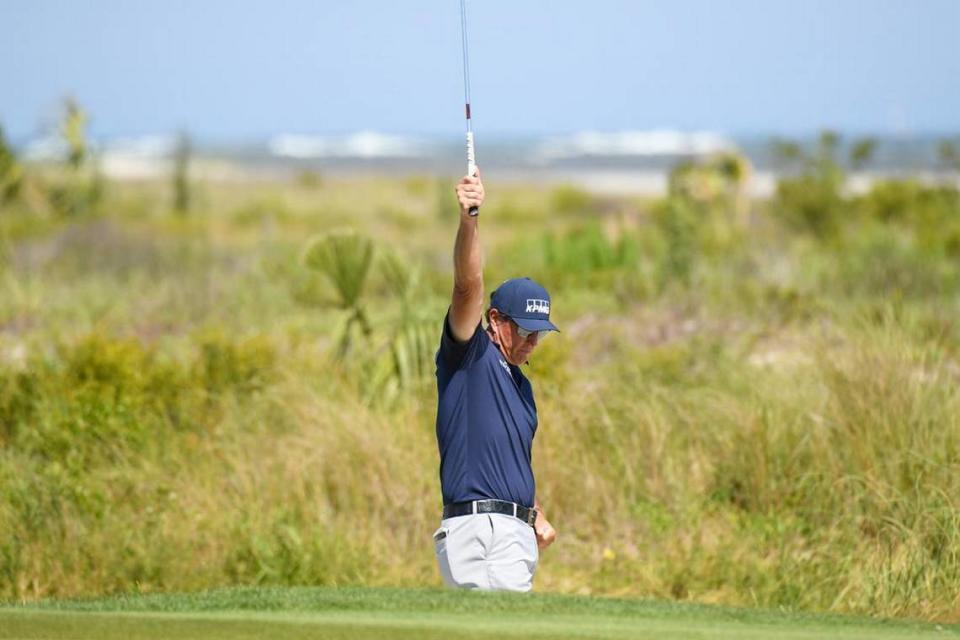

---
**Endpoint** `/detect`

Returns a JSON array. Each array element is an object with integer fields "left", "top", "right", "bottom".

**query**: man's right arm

[{"left": 449, "top": 170, "right": 486, "bottom": 342}]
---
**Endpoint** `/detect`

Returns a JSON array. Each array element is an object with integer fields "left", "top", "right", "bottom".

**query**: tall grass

[{"left": 1, "top": 171, "right": 959, "bottom": 621}]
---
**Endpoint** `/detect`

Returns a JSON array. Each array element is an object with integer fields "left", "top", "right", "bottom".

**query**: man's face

[{"left": 489, "top": 309, "right": 541, "bottom": 366}]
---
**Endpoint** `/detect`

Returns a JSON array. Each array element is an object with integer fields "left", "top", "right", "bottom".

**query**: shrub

[
  {"left": 856, "top": 181, "right": 960, "bottom": 257},
  {"left": 774, "top": 173, "right": 846, "bottom": 239},
  {"left": 770, "top": 130, "right": 871, "bottom": 239},
  {"left": 652, "top": 197, "right": 698, "bottom": 287},
  {"left": 833, "top": 224, "right": 950, "bottom": 299},
  {"left": 0, "top": 370, "right": 38, "bottom": 445},
  {"left": 544, "top": 222, "right": 632, "bottom": 272},
  {"left": 194, "top": 331, "right": 277, "bottom": 394},
  {"left": 1, "top": 333, "right": 278, "bottom": 468},
  {"left": 4, "top": 336, "right": 159, "bottom": 468},
  {"left": 858, "top": 179, "right": 926, "bottom": 223}
]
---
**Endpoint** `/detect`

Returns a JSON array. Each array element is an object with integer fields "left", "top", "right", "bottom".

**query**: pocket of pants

[
  {"left": 433, "top": 526, "right": 455, "bottom": 586},
  {"left": 433, "top": 526, "right": 450, "bottom": 556}
]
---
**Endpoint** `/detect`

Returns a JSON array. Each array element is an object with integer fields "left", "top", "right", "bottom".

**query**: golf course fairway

[{"left": 1, "top": 587, "right": 956, "bottom": 639}]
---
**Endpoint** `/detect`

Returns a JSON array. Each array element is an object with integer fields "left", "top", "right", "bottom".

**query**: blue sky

[{"left": 2, "top": 0, "right": 958, "bottom": 141}]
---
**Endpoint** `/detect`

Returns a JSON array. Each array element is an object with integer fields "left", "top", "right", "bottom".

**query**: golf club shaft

[{"left": 460, "top": 0, "right": 479, "bottom": 216}]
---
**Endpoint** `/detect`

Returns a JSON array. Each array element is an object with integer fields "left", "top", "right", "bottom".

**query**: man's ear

[{"left": 487, "top": 309, "right": 502, "bottom": 342}]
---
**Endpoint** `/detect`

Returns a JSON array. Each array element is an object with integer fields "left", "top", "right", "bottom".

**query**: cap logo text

[{"left": 526, "top": 299, "right": 550, "bottom": 315}]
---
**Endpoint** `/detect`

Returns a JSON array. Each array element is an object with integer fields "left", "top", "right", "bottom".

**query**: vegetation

[
  {"left": 46, "top": 99, "right": 104, "bottom": 218},
  {"left": 1, "top": 125, "right": 960, "bottom": 622},
  {"left": 2, "top": 99, "right": 105, "bottom": 219},
  {"left": 0, "top": 126, "right": 23, "bottom": 205}
]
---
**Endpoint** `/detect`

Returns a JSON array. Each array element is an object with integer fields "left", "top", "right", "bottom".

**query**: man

[{"left": 433, "top": 168, "right": 558, "bottom": 592}]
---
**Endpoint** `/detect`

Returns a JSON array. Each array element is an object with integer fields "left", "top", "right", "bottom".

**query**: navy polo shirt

[{"left": 435, "top": 312, "right": 538, "bottom": 508}]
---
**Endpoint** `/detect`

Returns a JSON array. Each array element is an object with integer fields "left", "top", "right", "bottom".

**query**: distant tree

[
  {"left": 48, "top": 97, "right": 104, "bottom": 217},
  {"left": 173, "top": 131, "right": 192, "bottom": 214},
  {"left": 938, "top": 139, "right": 960, "bottom": 172},
  {"left": 771, "top": 139, "right": 803, "bottom": 165},
  {"left": 818, "top": 130, "right": 840, "bottom": 159},
  {"left": 61, "top": 98, "right": 89, "bottom": 171},
  {"left": 850, "top": 137, "right": 877, "bottom": 171},
  {"left": 0, "top": 125, "right": 23, "bottom": 205}
]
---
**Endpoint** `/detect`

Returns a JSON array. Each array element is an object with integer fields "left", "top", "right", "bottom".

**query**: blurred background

[
  {"left": 2, "top": 0, "right": 960, "bottom": 622},
  {"left": 5, "top": 0, "right": 959, "bottom": 189}
]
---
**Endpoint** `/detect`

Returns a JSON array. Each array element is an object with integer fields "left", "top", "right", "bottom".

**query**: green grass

[{"left": 2, "top": 586, "right": 956, "bottom": 639}]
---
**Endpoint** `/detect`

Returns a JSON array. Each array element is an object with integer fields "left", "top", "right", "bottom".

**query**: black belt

[{"left": 443, "top": 499, "right": 537, "bottom": 527}]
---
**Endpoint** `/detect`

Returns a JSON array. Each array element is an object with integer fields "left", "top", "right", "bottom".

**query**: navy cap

[{"left": 490, "top": 277, "right": 559, "bottom": 333}]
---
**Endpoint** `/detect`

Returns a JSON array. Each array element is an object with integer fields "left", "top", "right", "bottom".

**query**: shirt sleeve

[{"left": 439, "top": 309, "right": 487, "bottom": 371}]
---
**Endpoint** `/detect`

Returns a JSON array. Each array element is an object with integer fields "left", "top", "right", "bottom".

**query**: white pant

[{"left": 434, "top": 513, "right": 539, "bottom": 592}]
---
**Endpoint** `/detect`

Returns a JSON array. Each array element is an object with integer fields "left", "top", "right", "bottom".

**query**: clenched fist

[
  {"left": 534, "top": 511, "right": 557, "bottom": 550},
  {"left": 455, "top": 168, "right": 484, "bottom": 217}
]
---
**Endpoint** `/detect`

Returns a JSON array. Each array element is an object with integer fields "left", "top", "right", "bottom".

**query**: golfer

[{"left": 433, "top": 169, "right": 558, "bottom": 592}]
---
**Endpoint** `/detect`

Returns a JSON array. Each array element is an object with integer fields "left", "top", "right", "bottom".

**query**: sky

[{"left": 2, "top": 0, "right": 959, "bottom": 141}]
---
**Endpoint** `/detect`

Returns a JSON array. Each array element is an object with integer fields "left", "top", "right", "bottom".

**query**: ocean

[{"left": 19, "top": 130, "right": 959, "bottom": 196}]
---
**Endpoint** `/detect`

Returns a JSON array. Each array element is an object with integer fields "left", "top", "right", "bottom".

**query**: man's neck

[
  {"left": 487, "top": 325, "right": 528, "bottom": 367},
  {"left": 486, "top": 325, "right": 512, "bottom": 363}
]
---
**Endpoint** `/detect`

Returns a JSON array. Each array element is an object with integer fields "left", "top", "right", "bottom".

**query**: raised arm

[{"left": 449, "top": 170, "right": 486, "bottom": 342}]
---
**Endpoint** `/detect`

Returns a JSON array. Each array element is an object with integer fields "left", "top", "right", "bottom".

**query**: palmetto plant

[
  {"left": 303, "top": 230, "right": 374, "bottom": 356},
  {"left": 368, "top": 250, "right": 436, "bottom": 402},
  {"left": 302, "top": 232, "right": 437, "bottom": 403}
]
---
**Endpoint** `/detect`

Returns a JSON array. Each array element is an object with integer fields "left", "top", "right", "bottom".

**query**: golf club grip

[{"left": 466, "top": 132, "right": 479, "bottom": 216}]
